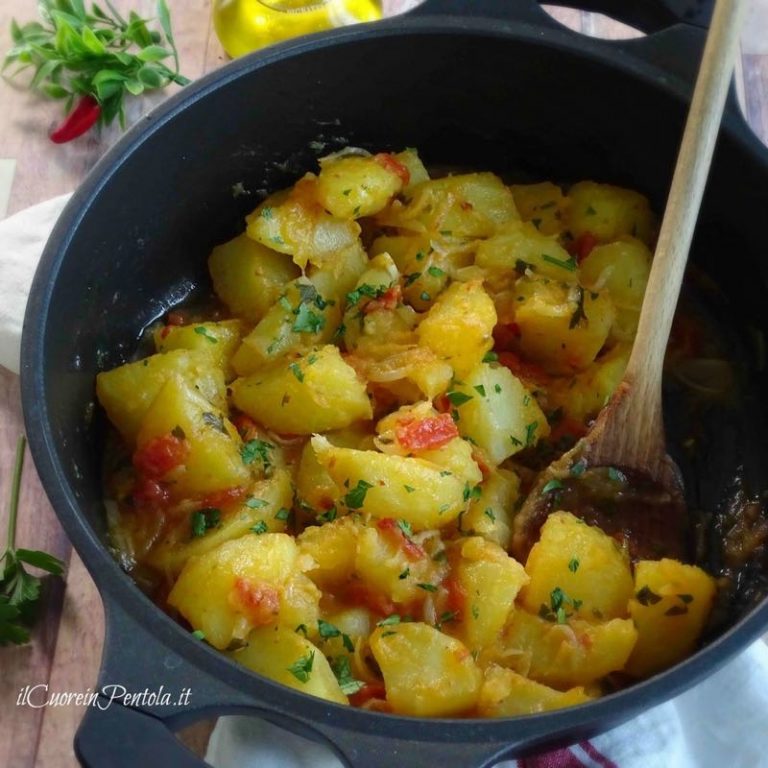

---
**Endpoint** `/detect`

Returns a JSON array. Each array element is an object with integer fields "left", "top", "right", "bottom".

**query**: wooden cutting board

[{"left": 0, "top": 2, "right": 766, "bottom": 766}]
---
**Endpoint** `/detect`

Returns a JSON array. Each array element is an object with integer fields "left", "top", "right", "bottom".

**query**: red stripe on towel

[{"left": 578, "top": 741, "right": 619, "bottom": 768}]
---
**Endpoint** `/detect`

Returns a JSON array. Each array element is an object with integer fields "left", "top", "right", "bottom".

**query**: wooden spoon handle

[{"left": 617, "top": 0, "right": 748, "bottom": 443}]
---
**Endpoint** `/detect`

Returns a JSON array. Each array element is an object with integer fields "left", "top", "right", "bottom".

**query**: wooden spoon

[{"left": 512, "top": 0, "right": 748, "bottom": 561}]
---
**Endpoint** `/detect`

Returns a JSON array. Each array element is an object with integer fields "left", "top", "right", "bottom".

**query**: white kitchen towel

[{"left": 2, "top": 197, "right": 768, "bottom": 768}]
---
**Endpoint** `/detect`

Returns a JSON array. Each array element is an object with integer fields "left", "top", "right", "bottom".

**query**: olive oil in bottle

[{"left": 213, "top": 0, "right": 383, "bottom": 58}]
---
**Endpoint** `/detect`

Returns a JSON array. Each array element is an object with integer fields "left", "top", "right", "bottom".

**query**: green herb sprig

[
  {"left": 3, "top": 0, "right": 189, "bottom": 132},
  {"left": 0, "top": 436, "right": 65, "bottom": 646}
]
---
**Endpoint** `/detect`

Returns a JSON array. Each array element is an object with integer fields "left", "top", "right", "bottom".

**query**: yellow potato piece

[
  {"left": 521, "top": 511, "right": 634, "bottom": 621},
  {"left": 96, "top": 349, "right": 226, "bottom": 445},
  {"left": 315, "top": 154, "right": 404, "bottom": 219},
  {"left": 626, "top": 558, "right": 716, "bottom": 678},
  {"left": 478, "top": 665, "right": 591, "bottom": 717},
  {"left": 418, "top": 280, "right": 496, "bottom": 378},
  {"left": 450, "top": 363, "right": 550, "bottom": 464},
  {"left": 298, "top": 517, "right": 361, "bottom": 589},
  {"left": 509, "top": 181, "right": 569, "bottom": 236},
  {"left": 311, "top": 435, "right": 471, "bottom": 530},
  {"left": 370, "top": 622, "right": 482, "bottom": 716},
  {"left": 514, "top": 278, "right": 615, "bottom": 374},
  {"left": 501, "top": 610, "right": 638, "bottom": 687},
  {"left": 231, "top": 345, "right": 372, "bottom": 434},
  {"left": 459, "top": 467, "right": 520, "bottom": 549},
  {"left": 230, "top": 626, "right": 348, "bottom": 705},
  {"left": 136, "top": 376, "right": 251, "bottom": 498},
  {"left": 455, "top": 537, "right": 529, "bottom": 652},
  {"left": 566, "top": 181, "right": 657, "bottom": 246},
  {"left": 208, "top": 233, "right": 300, "bottom": 323},
  {"left": 168, "top": 534, "right": 319, "bottom": 650}
]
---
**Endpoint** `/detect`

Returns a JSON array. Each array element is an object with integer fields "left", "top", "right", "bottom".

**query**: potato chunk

[
  {"left": 370, "top": 622, "right": 482, "bottom": 716},
  {"left": 136, "top": 376, "right": 251, "bottom": 498},
  {"left": 455, "top": 537, "right": 529, "bottom": 652},
  {"left": 208, "top": 234, "right": 300, "bottom": 323},
  {"left": 450, "top": 363, "right": 550, "bottom": 464},
  {"left": 147, "top": 469, "right": 294, "bottom": 575},
  {"left": 231, "top": 278, "right": 342, "bottom": 375},
  {"left": 96, "top": 349, "right": 225, "bottom": 444},
  {"left": 478, "top": 665, "right": 591, "bottom": 717},
  {"left": 501, "top": 610, "right": 638, "bottom": 687},
  {"left": 153, "top": 320, "right": 243, "bottom": 380},
  {"left": 459, "top": 468, "right": 519, "bottom": 549},
  {"left": 521, "top": 511, "right": 634, "bottom": 621},
  {"left": 168, "top": 534, "right": 320, "bottom": 650},
  {"left": 231, "top": 626, "right": 348, "bottom": 705},
  {"left": 418, "top": 281, "right": 496, "bottom": 377},
  {"left": 231, "top": 345, "right": 372, "bottom": 434},
  {"left": 245, "top": 176, "right": 360, "bottom": 270},
  {"left": 297, "top": 518, "right": 361, "bottom": 589},
  {"left": 316, "top": 153, "right": 405, "bottom": 218},
  {"left": 311, "top": 435, "right": 472, "bottom": 530},
  {"left": 625, "top": 559, "right": 716, "bottom": 677},
  {"left": 566, "top": 181, "right": 657, "bottom": 246},
  {"left": 509, "top": 182, "right": 569, "bottom": 236},
  {"left": 513, "top": 278, "right": 615, "bottom": 374}
]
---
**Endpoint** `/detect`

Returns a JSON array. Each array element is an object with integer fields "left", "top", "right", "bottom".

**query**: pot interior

[{"left": 29, "top": 24, "right": 768, "bottom": 677}]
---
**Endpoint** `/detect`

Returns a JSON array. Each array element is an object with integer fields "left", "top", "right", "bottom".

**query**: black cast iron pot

[{"left": 21, "top": 1, "right": 768, "bottom": 766}]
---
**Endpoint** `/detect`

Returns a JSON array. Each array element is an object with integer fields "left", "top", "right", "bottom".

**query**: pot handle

[{"left": 406, "top": 0, "right": 713, "bottom": 31}]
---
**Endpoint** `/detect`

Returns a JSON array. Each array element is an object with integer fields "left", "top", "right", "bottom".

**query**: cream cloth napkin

[{"left": 2, "top": 196, "right": 768, "bottom": 768}]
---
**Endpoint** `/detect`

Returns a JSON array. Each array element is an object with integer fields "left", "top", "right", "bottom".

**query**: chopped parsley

[
  {"left": 193, "top": 326, "right": 218, "bottom": 344},
  {"left": 289, "top": 361, "right": 304, "bottom": 382},
  {"left": 330, "top": 656, "right": 364, "bottom": 695},
  {"left": 295, "top": 624, "right": 308, "bottom": 637},
  {"left": 250, "top": 520, "right": 268, "bottom": 535},
  {"left": 416, "top": 583, "right": 437, "bottom": 592},
  {"left": 287, "top": 651, "right": 315, "bottom": 683},
  {"left": 635, "top": 585, "right": 663, "bottom": 606},
  {"left": 274, "top": 508, "right": 291, "bottom": 521},
  {"left": 569, "top": 459, "right": 587, "bottom": 477},
  {"left": 316, "top": 506, "right": 338, "bottom": 524},
  {"left": 241, "top": 439, "right": 273, "bottom": 468},
  {"left": 261, "top": 206, "right": 274, "bottom": 220},
  {"left": 540, "top": 586, "right": 582, "bottom": 624},
  {"left": 292, "top": 303, "right": 325, "bottom": 334},
  {"left": 482, "top": 351, "right": 498, "bottom": 363},
  {"left": 446, "top": 390, "right": 473, "bottom": 407},
  {"left": 484, "top": 508, "right": 496, "bottom": 522},
  {"left": 607, "top": 467, "right": 627, "bottom": 483},
  {"left": 191, "top": 508, "right": 221, "bottom": 537},
  {"left": 568, "top": 557, "right": 580, "bottom": 573},
  {"left": 246, "top": 497, "right": 268, "bottom": 509},
  {"left": 525, "top": 421, "right": 539, "bottom": 447},
  {"left": 462, "top": 483, "right": 482, "bottom": 503},
  {"left": 569, "top": 286, "right": 587, "bottom": 329},
  {"left": 376, "top": 614, "right": 401, "bottom": 627},
  {"left": 403, "top": 484, "right": 416, "bottom": 494},
  {"left": 344, "top": 479, "right": 373, "bottom": 510},
  {"left": 191, "top": 630, "right": 206, "bottom": 640},
  {"left": 427, "top": 265, "right": 445, "bottom": 278},
  {"left": 473, "top": 384, "right": 486, "bottom": 397},
  {"left": 399, "top": 567, "right": 410, "bottom": 580},
  {"left": 471, "top": 604, "right": 480, "bottom": 619},
  {"left": 420, "top": 291, "right": 431, "bottom": 302},
  {"left": 404, "top": 272, "right": 421, "bottom": 287},
  {"left": 317, "top": 620, "right": 354, "bottom": 652},
  {"left": 396, "top": 519, "right": 414, "bottom": 539},
  {"left": 541, "top": 479, "right": 564, "bottom": 495},
  {"left": 346, "top": 283, "right": 386, "bottom": 308}
]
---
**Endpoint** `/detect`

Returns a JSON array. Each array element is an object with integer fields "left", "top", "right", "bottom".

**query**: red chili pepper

[
  {"left": 373, "top": 153, "right": 410, "bottom": 186},
  {"left": 49, "top": 95, "right": 101, "bottom": 144},
  {"left": 395, "top": 414, "right": 458, "bottom": 453}
]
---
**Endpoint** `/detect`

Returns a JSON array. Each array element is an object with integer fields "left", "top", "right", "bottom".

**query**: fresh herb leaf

[
  {"left": 194, "top": 325, "right": 218, "bottom": 344},
  {"left": 246, "top": 497, "right": 268, "bottom": 509},
  {"left": 636, "top": 585, "right": 662, "bottom": 606},
  {"left": 484, "top": 508, "right": 496, "bottom": 522},
  {"left": 241, "top": 439, "right": 273, "bottom": 468},
  {"left": 191, "top": 507, "right": 221, "bottom": 537},
  {"left": 541, "top": 479, "right": 564, "bottom": 495},
  {"left": 191, "top": 629, "right": 206, "bottom": 640},
  {"left": 525, "top": 421, "right": 538, "bottom": 447},
  {"left": 287, "top": 650, "right": 315, "bottom": 683},
  {"left": 541, "top": 253, "right": 577, "bottom": 272},
  {"left": 376, "top": 614, "right": 401, "bottom": 627},
  {"left": 330, "top": 655, "right": 364, "bottom": 695},
  {"left": 289, "top": 362, "right": 304, "bottom": 382},
  {"left": 473, "top": 384, "right": 486, "bottom": 397},
  {"left": 416, "top": 583, "right": 437, "bottom": 592},
  {"left": 482, "top": 351, "right": 499, "bottom": 363},
  {"left": 569, "top": 286, "right": 587, "bottom": 329},
  {"left": 316, "top": 506, "right": 337, "bottom": 524},
  {"left": 292, "top": 303, "right": 325, "bottom": 334},
  {"left": 569, "top": 459, "right": 587, "bottom": 477},
  {"left": 274, "top": 508, "right": 290, "bottom": 521},
  {"left": 396, "top": 519, "right": 414, "bottom": 539},
  {"left": 427, "top": 266, "right": 445, "bottom": 278},
  {"left": 250, "top": 520, "right": 268, "bottom": 535},
  {"left": 568, "top": 557, "right": 580, "bottom": 573},
  {"left": 446, "top": 391, "right": 473, "bottom": 407},
  {"left": 404, "top": 272, "right": 421, "bottom": 287},
  {"left": 607, "top": 467, "right": 626, "bottom": 483},
  {"left": 344, "top": 480, "right": 373, "bottom": 510}
]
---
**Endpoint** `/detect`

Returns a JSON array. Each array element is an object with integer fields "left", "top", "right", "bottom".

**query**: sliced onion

[{"left": 318, "top": 146, "right": 372, "bottom": 165}]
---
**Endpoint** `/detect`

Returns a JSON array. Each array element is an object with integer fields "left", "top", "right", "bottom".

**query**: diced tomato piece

[
  {"left": 349, "top": 681, "right": 387, "bottom": 708},
  {"left": 166, "top": 311, "right": 186, "bottom": 326},
  {"left": 493, "top": 322, "right": 521, "bottom": 352},
  {"left": 395, "top": 413, "right": 458, "bottom": 452},
  {"left": 230, "top": 578, "right": 280, "bottom": 626},
  {"left": 498, "top": 351, "right": 551, "bottom": 387},
  {"left": 199, "top": 486, "right": 248, "bottom": 509},
  {"left": 232, "top": 413, "right": 260, "bottom": 440},
  {"left": 376, "top": 518, "right": 426, "bottom": 562},
  {"left": 345, "top": 582, "right": 396, "bottom": 617},
  {"left": 159, "top": 325, "right": 172, "bottom": 340},
  {"left": 433, "top": 393, "right": 450, "bottom": 413},
  {"left": 568, "top": 232, "right": 598, "bottom": 264},
  {"left": 548, "top": 416, "right": 588, "bottom": 445},
  {"left": 363, "top": 284, "right": 402, "bottom": 315},
  {"left": 132, "top": 477, "right": 171, "bottom": 507},
  {"left": 442, "top": 575, "right": 466, "bottom": 619},
  {"left": 133, "top": 433, "right": 189, "bottom": 479},
  {"left": 373, "top": 153, "right": 410, "bottom": 186}
]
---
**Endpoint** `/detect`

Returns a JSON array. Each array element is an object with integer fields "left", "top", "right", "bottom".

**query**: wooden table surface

[{"left": 1, "top": 2, "right": 767, "bottom": 766}]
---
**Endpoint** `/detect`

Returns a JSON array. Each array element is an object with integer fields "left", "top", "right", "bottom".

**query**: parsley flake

[
  {"left": 287, "top": 651, "right": 315, "bottom": 683},
  {"left": 344, "top": 480, "right": 373, "bottom": 510}
]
